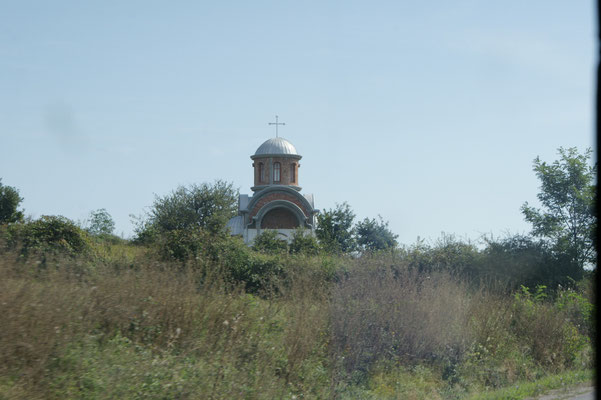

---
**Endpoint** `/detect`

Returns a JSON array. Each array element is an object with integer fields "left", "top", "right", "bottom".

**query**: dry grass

[
  {"left": 329, "top": 260, "right": 474, "bottom": 376},
  {"left": 0, "top": 251, "right": 331, "bottom": 399}
]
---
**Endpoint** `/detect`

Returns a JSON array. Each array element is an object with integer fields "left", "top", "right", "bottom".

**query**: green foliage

[
  {"left": 316, "top": 202, "right": 356, "bottom": 253},
  {"left": 0, "top": 179, "right": 24, "bottom": 224},
  {"left": 556, "top": 284, "right": 594, "bottom": 338},
  {"left": 143, "top": 180, "right": 238, "bottom": 236},
  {"left": 156, "top": 228, "right": 207, "bottom": 261},
  {"left": 289, "top": 227, "right": 320, "bottom": 255},
  {"left": 480, "top": 234, "right": 564, "bottom": 290},
  {"left": 400, "top": 234, "right": 481, "bottom": 278},
  {"left": 0, "top": 240, "right": 594, "bottom": 399},
  {"left": 367, "top": 363, "right": 444, "bottom": 400},
  {"left": 0, "top": 248, "right": 331, "bottom": 399},
  {"left": 4, "top": 215, "right": 91, "bottom": 256},
  {"left": 465, "top": 369, "right": 592, "bottom": 400},
  {"left": 521, "top": 147, "right": 596, "bottom": 273},
  {"left": 130, "top": 213, "right": 160, "bottom": 245},
  {"left": 252, "top": 229, "right": 288, "bottom": 255},
  {"left": 511, "top": 285, "right": 589, "bottom": 369},
  {"left": 355, "top": 215, "right": 398, "bottom": 252},
  {"left": 401, "top": 232, "right": 587, "bottom": 292},
  {"left": 85, "top": 208, "right": 115, "bottom": 236},
  {"left": 228, "top": 251, "right": 284, "bottom": 293},
  {"left": 131, "top": 180, "right": 238, "bottom": 261}
]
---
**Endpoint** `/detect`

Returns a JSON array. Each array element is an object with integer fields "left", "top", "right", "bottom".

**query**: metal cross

[{"left": 268, "top": 115, "right": 286, "bottom": 138}]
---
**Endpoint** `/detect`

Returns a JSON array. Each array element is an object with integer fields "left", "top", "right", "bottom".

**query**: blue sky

[{"left": 0, "top": 1, "right": 595, "bottom": 245}]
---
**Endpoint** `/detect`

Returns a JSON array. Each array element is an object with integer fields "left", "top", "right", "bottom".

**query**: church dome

[{"left": 252, "top": 137, "right": 300, "bottom": 158}]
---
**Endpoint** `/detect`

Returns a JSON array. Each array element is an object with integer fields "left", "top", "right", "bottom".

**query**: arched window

[
  {"left": 291, "top": 163, "right": 296, "bottom": 182},
  {"left": 258, "top": 163, "right": 265, "bottom": 183},
  {"left": 273, "top": 162, "right": 281, "bottom": 182}
]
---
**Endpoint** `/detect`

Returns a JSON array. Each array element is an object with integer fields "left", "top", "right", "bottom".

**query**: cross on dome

[{"left": 268, "top": 115, "right": 285, "bottom": 137}]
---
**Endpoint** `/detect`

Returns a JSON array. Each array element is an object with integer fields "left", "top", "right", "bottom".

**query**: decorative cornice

[
  {"left": 251, "top": 184, "right": 302, "bottom": 192},
  {"left": 250, "top": 153, "right": 302, "bottom": 160}
]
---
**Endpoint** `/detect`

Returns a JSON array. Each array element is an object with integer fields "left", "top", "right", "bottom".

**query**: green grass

[{"left": 466, "top": 369, "right": 593, "bottom": 400}]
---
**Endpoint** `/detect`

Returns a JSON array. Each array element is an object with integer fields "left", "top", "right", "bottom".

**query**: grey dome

[{"left": 252, "top": 137, "right": 300, "bottom": 158}]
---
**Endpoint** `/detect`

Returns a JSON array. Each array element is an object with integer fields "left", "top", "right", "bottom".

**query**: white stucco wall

[{"left": 243, "top": 228, "right": 315, "bottom": 245}]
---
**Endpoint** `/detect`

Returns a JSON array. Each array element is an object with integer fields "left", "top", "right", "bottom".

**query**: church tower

[
  {"left": 251, "top": 137, "right": 301, "bottom": 192},
  {"left": 227, "top": 136, "right": 318, "bottom": 244}
]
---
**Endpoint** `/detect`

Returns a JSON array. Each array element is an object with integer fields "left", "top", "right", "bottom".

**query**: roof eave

[{"left": 250, "top": 154, "right": 302, "bottom": 160}]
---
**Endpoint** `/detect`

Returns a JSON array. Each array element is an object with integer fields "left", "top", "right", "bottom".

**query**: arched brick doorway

[{"left": 260, "top": 207, "right": 300, "bottom": 229}]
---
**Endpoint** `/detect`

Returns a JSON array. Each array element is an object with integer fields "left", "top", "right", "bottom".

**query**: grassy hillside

[{"left": 0, "top": 234, "right": 594, "bottom": 399}]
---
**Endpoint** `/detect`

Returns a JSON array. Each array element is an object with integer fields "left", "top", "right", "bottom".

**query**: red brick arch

[{"left": 249, "top": 192, "right": 310, "bottom": 220}]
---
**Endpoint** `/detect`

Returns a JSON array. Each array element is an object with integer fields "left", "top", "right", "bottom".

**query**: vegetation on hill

[{"left": 0, "top": 147, "right": 595, "bottom": 399}]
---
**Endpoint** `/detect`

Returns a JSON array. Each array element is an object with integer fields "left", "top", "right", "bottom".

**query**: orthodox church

[{"left": 226, "top": 136, "right": 318, "bottom": 244}]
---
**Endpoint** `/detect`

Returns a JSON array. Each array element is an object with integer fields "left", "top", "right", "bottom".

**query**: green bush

[
  {"left": 556, "top": 284, "right": 594, "bottom": 338},
  {"left": 1, "top": 216, "right": 91, "bottom": 257},
  {"left": 399, "top": 234, "right": 481, "bottom": 278},
  {"left": 510, "top": 285, "right": 590, "bottom": 370},
  {"left": 289, "top": 228, "right": 319, "bottom": 255},
  {"left": 252, "top": 230, "right": 288, "bottom": 255},
  {"left": 155, "top": 227, "right": 207, "bottom": 261}
]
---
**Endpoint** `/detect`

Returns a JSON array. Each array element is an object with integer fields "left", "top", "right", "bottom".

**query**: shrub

[
  {"left": 400, "top": 234, "right": 481, "bottom": 279},
  {"left": 2, "top": 215, "right": 91, "bottom": 257},
  {"left": 155, "top": 227, "right": 207, "bottom": 261},
  {"left": 289, "top": 228, "right": 319, "bottom": 255},
  {"left": 480, "top": 234, "right": 575, "bottom": 291},
  {"left": 510, "top": 285, "right": 590, "bottom": 370},
  {"left": 555, "top": 283, "right": 594, "bottom": 338},
  {"left": 252, "top": 230, "right": 288, "bottom": 255}
]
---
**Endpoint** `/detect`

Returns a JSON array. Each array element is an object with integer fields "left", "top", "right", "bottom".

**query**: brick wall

[
  {"left": 252, "top": 157, "right": 299, "bottom": 186},
  {"left": 249, "top": 192, "right": 310, "bottom": 220},
  {"left": 261, "top": 208, "right": 300, "bottom": 229}
]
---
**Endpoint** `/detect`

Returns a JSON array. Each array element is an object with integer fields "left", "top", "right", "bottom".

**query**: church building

[{"left": 226, "top": 136, "right": 318, "bottom": 244}]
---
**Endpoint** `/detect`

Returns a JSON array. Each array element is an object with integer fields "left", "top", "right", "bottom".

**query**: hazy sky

[{"left": 1, "top": 1, "right": 596, "bottom": 245}]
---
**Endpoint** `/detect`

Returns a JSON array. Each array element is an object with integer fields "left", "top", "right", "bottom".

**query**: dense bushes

[
  {"left": 1, "top": 215, "right": 91, "bottom": 257},
  {"left": 0, "top": 214, "right": 594, "bottom": 398},
  {"left": 394, "top": 233, "right": 590, "bottom": 294},
  {"left": 328, "top": 258, "right": 593, "bottom": 395},
  {"left": 0, "top": 241, "right": 593, "bottom": 399}
]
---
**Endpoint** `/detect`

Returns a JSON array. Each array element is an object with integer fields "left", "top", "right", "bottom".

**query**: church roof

[{"left": 252, "top": 137, "right": 300, "bottom": 158}]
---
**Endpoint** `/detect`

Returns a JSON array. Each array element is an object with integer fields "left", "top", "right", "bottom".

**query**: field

[{"left": 0, "top": 234, "right": 594, "bottom": 399}]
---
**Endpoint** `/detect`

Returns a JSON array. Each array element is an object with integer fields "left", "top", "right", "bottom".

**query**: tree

[
  {"left": 521, "top": 147, "right": 596, "bottom": 273},
  {"left": 480, "top": 234, "right": 565, "bottom": 291},
  {"left": 315, "top": 202, "right": 356, "bottom": 253},
  {"left": 146, "top": 180, "right": 238, "bottom": 235},
  {"left": 0, "top": 179, "right": 24, "bottom": 224},
  {"left": 355, "top": 215, "right": 398, "bottom": 252},
  {"left": 86, "top": 208, "right": 115, "bottom": 236}
]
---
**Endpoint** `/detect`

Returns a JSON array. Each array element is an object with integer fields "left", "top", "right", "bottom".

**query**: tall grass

[
  {"left": 0, "top": 251, "right": 331, "bottom": 399},
  {"left": 330, "top": 262, "right": 473, "bottom": 375},
  {"left": 0, "top": 243, "right": 593, "bottom": 399}
]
